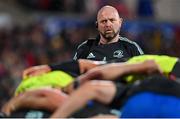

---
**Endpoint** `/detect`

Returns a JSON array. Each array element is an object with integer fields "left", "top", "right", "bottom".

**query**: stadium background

[{"left": 0, "top": 0, "right": 180, "bottom": 108}]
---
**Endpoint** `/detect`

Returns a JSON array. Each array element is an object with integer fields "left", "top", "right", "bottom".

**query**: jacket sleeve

[
  {"left": 73, "top": 40, "right": 89, "bottom": 60},
  {"left": 120, "top": 37, "right": 144, "bottom": 56},
  {"left": 49, "top": 60, "right": 80, "bottom": 77},
  {"left": 129, "top": 42, "right": 144, "bottom": 56}
]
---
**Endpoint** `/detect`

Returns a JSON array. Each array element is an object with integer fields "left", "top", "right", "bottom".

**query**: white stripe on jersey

[{"left": 119, "top": 37, "right": 144, "bottom": 55}]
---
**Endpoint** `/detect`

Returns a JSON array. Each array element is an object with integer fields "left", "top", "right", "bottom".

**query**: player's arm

[
  {"left": 51, "top": 80, "right": 116, "bottom": 118},
  {"left": 23, "top": 59, "right": 103, "bottom": 79},
  {"left": 78, "top": 60, "right": 162, "bottom": 83},
  {"left": 2, "top": 88, "right": 68, "bottom": 116}
]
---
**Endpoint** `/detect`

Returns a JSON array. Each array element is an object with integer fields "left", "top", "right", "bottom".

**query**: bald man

[
  {"left": 21, "top": 6, "right": 143, "bottom": 82},
  {"left": 73, "top": 5, "right": 143, "bottom": 62}
]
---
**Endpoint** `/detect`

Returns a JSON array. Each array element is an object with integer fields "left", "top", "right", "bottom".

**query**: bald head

[
  {"left": 97, "top": 5, "right": 120, "bottom": 21},
  {"left": 96, "top": 5, "right": 123, "bottom": 43}
]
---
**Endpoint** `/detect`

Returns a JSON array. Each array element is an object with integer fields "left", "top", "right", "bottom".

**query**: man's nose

[{"left": 105, "top": 20, "right": 112, "bottom": 26}]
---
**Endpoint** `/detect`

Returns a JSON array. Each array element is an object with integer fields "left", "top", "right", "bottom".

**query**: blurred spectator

[
  {"left": 18, "top": 0, "right": 64, "bottom": 11},
  {"left": 0, "top": 14, "right": 13, "bottom": 30},
  {"left": 17, "top": 0, "right": 86, "bottom": 13}
]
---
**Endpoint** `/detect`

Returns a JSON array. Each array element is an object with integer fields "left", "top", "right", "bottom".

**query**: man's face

[{"left": 97, "top": 8, "right": 122, "bottom": 41}]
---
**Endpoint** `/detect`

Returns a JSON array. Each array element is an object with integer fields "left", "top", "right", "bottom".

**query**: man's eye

[
  {"left": 101, "top": 20, "right": 107, "bottom": 23},
  {"left": 110, "top": 19, "right": 116, "bottom": 22}
]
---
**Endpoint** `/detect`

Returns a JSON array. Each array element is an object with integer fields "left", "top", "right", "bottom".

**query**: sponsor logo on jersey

[
  {"left": 113, "top": 50, "right": 123, "bottom": 58},
  {"left": 87, "top": 52, "right": 95, "bottom": 59}
]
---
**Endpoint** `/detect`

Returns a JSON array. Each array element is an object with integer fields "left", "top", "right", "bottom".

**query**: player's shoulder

[
  {"left": 77, "top": 37, "right": 97, "bottom": 49},
  {"left": 119, "top": 37, "right": 137, "bottom": 45},
  {"left": 119, "top": 36, "right": 144, "bottom": 54}
]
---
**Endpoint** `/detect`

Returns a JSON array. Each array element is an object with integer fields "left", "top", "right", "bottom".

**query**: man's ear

[
  {"left": 95, "top": 21, "right": 98, "bottom": 28},
  {"left": 119, "top": 18, "right": 123, "bottom": 23}
]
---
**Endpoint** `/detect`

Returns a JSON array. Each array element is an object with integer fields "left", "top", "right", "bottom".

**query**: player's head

[{"left": 96, "top": 5, "right": 123, "bottom": 41}]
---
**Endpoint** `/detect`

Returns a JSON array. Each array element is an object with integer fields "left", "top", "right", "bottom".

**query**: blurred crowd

[{"left": 0, "top": 0, "right": 180, "bottom": 108}]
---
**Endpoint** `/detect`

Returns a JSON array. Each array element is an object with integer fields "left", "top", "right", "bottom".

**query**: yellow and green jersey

[
  {"left": 125, "top": 55, "right": 178, "bottom": 83},
  {"left": 15, "top": 71, "right": 74, "bottom": 95}
]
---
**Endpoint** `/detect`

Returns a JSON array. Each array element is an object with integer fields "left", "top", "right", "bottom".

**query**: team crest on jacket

[{"left": 113, "top": 50, "right": 123, "bottom": 58}]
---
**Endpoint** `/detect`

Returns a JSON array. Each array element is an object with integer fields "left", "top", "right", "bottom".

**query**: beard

[{"left": 99, "top": 29, "right": 120, "bottom": 42}]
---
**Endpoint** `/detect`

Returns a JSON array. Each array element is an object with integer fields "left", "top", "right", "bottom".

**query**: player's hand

[
  {"left": 79, "top": 59, "right": 106, "bottom": 74},
  {"left": 1, "top": 95, "right": 19, "bottom": 116},
  {"left": 77, "top": 63, "right": 122, "bottom": 84},
  {"left": 141, "top": 60, "right": 163, "bottom": 75},
  {"left": 23, "top": 65, "right": 51, "bottom": 79},
  {"left": 1, "top": 88, "right": 68, "bottom": 116}
]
